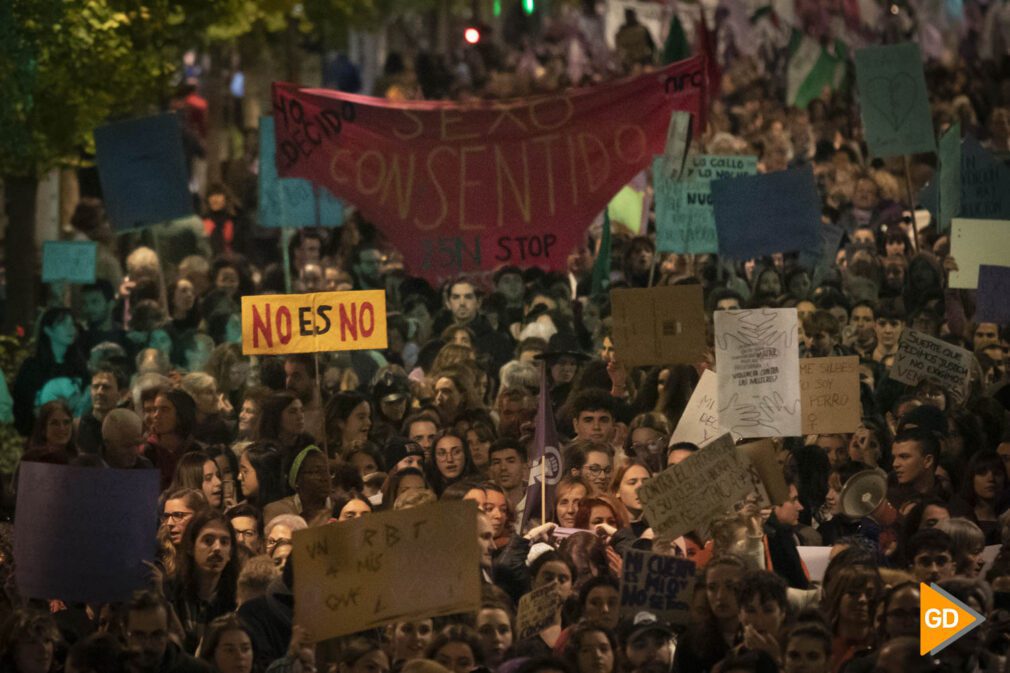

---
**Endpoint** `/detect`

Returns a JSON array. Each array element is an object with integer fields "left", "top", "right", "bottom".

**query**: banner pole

[
  {"left": 315, "top": 350, "right": 328, "bottom": 456},
  {"left": 902, "top": 155, "right": 920, "bottom": 253},
  {"left": 282, "top": 227, "right": 294, "bottom": 294}
]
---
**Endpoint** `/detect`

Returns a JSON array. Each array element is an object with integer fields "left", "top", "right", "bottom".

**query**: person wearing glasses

[
  {"left": 160, "top": 488, "right": 209, "bottom": 548},
  {"left": 125, "top": 589, "right": 209, "bottom": 673},
  {"left": 263, "top": 514, "right": 307, "bottom": 569},
  {"left": 429, "top": 431, "right": 478, "bottom": 496},
  {"left": 564, "top": 440, "right": 614, "bottom": 495},
  {"left": 226, "top": 503, "right": 264, "bottom": 555}
]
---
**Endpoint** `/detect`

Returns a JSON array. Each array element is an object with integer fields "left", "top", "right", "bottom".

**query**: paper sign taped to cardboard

[
  {"left": 639, "top": 433, "right": 755, "bottom": 540},
  {"left": 620, "top": 549, "right": 695, "bottom": 626},
  {"left": 242, "top": 290, "right": 387, "bottom": 355},
  {"left": 516, "top": 581, "right": 561, "bottom": 640},
  {"left": 799, "top": 356, "right": 861, "bottom": 435},
  {"left": 714, "top": 308, "right": 802, "bottom": 438},
  {"left": 42, "top": 241, "right": 97, "bottom": 284},
  {"left": 610, "top": 285, "right": 706, "bottom": 366},
  {"left": 948, "top": 218, "right": 1010, "bottom": 289},
  {"left": 890, "top": 329, "right": 973, "bottom": 405},
  {"left": 292, "top": 500, "right": 480, "bottom": 641}
]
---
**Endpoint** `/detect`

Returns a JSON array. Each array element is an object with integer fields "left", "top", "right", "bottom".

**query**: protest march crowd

[{"left": 7, "top": 1, "right": 1010, "bottom": 673}]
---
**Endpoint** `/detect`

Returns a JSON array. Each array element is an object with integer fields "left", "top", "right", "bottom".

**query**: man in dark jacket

[{"left": 125, "top": 590, "right": 210, "bottom": 673}]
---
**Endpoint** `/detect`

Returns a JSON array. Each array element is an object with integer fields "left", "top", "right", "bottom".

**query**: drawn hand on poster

[{"left": 714, "top": 309, "right": 802, "bottom": 438}]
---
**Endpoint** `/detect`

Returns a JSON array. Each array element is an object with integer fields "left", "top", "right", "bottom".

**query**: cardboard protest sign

[
  {"left": 94, "top": 113, "right": 193, "bottom": 230},
  {"left": 938, "top": 123, "right": 962, "bottom": 232},
  {"left": 516, "top": 581, "right": 561, "bottom": 640},
  {"left": 639, "top": 434, "right": 755, "bottom": 540},
  {"left": 241, "top": 290, "right": 387, "bottom": 355},
  {"left": 41, "top": 241, "right": 97, "bottom": 284},
  {"left": 272, "top": 55, "right": 707, "bottom": 281},
  {"left": 15, "top": 463, "right": 160, "bottom": 603},
  {"left": 610, "top": 285, "right": 706, "bottom": 366},
  {"left": 797, "top": 547, "right": 831, "bottom": 583},
  {"left": 620, "top": 549, "right": 695, "bottom": 626},
  {"left": 712, "top": 167, "right": 821, "bottom": 258},
  {"left": 259, "top": 116, "right": 344, "bottom": 228},
  {"left": 669, "top": 369, "right": 733, "bottom": 447},
  {"left": 891, "top": 329, "right": 973, "bottom": 405},
  {"left": 948, "top": 218, "right": 1010, "bottom": 289},
  {"left": 853, "top": 43, "right": 936, "bottom": 158},
  {"left": 714, "top": 308, "right": 802, "bottom": 438},
  {"left": 975, "top": 265, "right": 1010, "bottom": 325},
  {"left": 655, "top": 154, "right": 758, "bottom": 254},
  {"left": 960, "top": 136, "right": 1010, "bottom": 221},
  {"left": 292, "top": 500, "right": 480, "bottom": 641},
  {"left": 738, "top": 438, "right": 790, "bottom": 506},
  {"left": 799, "top": 356, "right": 861, "bottom": 435}
]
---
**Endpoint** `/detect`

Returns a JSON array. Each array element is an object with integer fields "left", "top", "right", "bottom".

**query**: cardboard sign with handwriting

[
  {"left": 620, "top": 549, "right": 695, "bottom": 625},
  {"left": 610, "top": 285, "right": 706, "bottom": 366},
  {"left": 891, "top": 329, "right": 973, "bottom": 406},
  {"left": 292, "top": 501, "right": 480, "bottom": 641},
  {"left": 670, "top": 369, "right": 738, "bottom": 447},
  {"left": 516, "top": 581, "right": 561, "bottom": 640},
  {"left": 799, "top": 356, "right": 860, "bottom": 435},
  {"left": 639, "top": 434, "right": 754, "bottom": 540}
]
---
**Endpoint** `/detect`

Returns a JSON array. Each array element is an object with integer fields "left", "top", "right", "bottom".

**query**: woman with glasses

[
  {"left": 624, "top": 413, "right": 671, "bottom": 474},
  {"left": 428, "top": 431, "right": 477, "bottom": 495},
  {"left": 263, "top": 514, "right": 308, "bottom": 568}
]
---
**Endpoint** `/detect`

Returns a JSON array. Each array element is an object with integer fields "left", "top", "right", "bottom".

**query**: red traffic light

[{"left": 464, "top": 27, "right": 481, "bottom": 44}]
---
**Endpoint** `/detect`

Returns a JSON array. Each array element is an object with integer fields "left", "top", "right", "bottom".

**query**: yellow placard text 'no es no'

[{"left": 241, "top": 290, "right": 387, "bottom": 355}]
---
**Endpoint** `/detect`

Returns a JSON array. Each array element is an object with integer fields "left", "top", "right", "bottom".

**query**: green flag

[
  {"left": 591, "top": 211, "right": 612, "bottom": 296},
  {"left": 662, "top": 13, "right": 690, "bottom": 64}
]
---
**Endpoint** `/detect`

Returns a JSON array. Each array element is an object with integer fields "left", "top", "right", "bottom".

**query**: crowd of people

[{"left": 4, "top": 1, "right": 1010, "bottom": 673}]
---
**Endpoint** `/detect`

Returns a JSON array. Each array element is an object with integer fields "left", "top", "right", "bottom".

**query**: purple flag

[{"left": 521, "top": 362, "right": 564, "bottom": 531}]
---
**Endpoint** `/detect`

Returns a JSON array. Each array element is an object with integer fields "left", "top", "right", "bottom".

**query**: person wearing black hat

[
  {"left": 537, "top": 332, "right": 590, "bottom": 412},
  {"left": 383, "top": 436, "right": 427, "bottom": 476},
  {"left": 618, "top": 611, "right": 675, "bottom": 673},
  {"left": 372, "top": 369, "right": 413, "bottom": 446}
]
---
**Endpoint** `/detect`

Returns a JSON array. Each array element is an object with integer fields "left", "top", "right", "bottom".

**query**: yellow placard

[{"left": 241, "top": 290, "right": 387, "bottom": 355}]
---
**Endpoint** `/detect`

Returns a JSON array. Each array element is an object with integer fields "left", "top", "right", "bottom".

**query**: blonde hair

[
  {"left": 180, "top": 372, "right": 216, "bottom": 397},
  {"left": 394, "top": 488, "right": 437, "bottom": 510},
  {"left": 126, "top": 246, "right": 160, "bottom": 277},
  {"left": 237, "top": 554, "right": 281, "bottom": 604}
]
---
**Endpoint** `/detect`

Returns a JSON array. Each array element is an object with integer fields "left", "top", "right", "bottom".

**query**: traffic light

[
  {"left": 523, "top": 0, "right": 534, "bottom": 14},
  {"left": 464, "top": 26, "right": 481, "bottom": 44}
]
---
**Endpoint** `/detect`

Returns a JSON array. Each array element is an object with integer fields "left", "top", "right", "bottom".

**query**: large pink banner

[{"left": 272, "top": 55, "right": 706, "bottom": 281}]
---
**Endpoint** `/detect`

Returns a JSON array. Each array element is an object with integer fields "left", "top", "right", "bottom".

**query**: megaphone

[{"left": 839, "top": 469, "right": 897, "bottom": 525}]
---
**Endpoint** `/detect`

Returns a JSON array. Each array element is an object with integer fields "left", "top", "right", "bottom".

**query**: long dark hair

[
  {"left": 35, "top": 307, "right": 85, "bottom": 369},
  {"left": 28, "top": 399, "right": 77, "bottom": 454},
  {"left": 242, "top": 441, "right": 290, "bottom": 506},
  {"left": 158, "top": 389, "right": 197, "bottom": 438},
  {"left": 174, "top": 509, "right": 238, "bottom": 612},
  {"left": 325, "top": 390, "right": 371, "bottom": 447},
  {"left": 427, "top": 431, "right": 477, "bottom": 495},
  {"left": 171, "top": 451, "right": 213, "bottom": 493},
  {"left": 257, "top": 391, "right": 301, "bottom": 444}
]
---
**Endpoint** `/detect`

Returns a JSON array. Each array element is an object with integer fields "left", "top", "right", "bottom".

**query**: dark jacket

[
  {"left": 238, "top": 578, "right": 293, "bottom": 672},
  {"left": 159, "top": 641, "right": 213, "bottom": 673},
  {"left": 764, "top": 514, "right": 810, "bottom": 589}
]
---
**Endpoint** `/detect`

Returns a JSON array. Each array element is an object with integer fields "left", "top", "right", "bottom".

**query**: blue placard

[
  {"left": 41, "top": 241, "right": 97, "bottom": 284},
  {"left": 976, "top": 265, "right": 1010, "bottom": 325},
  {"left": 713, "top": 166, "right": 821, "bottom": 258},
  {"left": 259, "top": 116, "right": 344, "bottom": 228},
  {"left": 14, "top": 463, "right": 160, "bottom": 603},
  {"left": 94, "top": 113, "right": 193, "bottom": 230}
]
